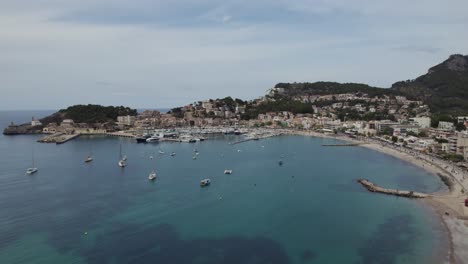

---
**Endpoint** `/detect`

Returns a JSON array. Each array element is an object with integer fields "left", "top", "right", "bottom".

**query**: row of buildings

[{"left": 31, "top": 90, "right": 468, "bottom": 160}]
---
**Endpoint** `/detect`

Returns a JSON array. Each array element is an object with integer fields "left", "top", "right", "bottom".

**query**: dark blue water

[{"left": 0, "top": 111, "right": 449, "bottom": 263}]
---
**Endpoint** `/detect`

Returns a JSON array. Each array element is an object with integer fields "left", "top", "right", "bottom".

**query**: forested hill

[
  {"left": 40, "top": 104, "right": 137, "bottom": 125},
  {"left": 275, "top": 54, "right": 468, "bottom": 115},
  {"left": 274, "top": 82, "right": 397, "bottom": 97},
  {"left": 391, "top": 54, "right": 468, "bottom": 114}
]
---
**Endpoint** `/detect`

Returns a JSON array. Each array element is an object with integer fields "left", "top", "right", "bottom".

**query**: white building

[
  {"left": 117, "top": 115, "right": 136, "bottom": 126},
  {"left": 201, "top": 101, "right": 213, "bottom": 111},
  {"left": 392, "top": 125, "right": 420, "bottom": 136},
  {"left": 376, "top": 120, "right": 399, "bottom": 133},
  {"left": 235, "top": 105, "right": 246, "bottom": 114},
  {"left": 61, "top": 119, "right": 75, "bottom": 128},
  {"left": 31, "top": 117, "right": 42, "bottom": 127},
  {"left": 409, "top": 117, "right": 431, "bottom": 129},
  {"left": 332, "top": 102, "right": 343, "bottom": 109},
  {"left": 438, "top": 121, "right": 454, "bottom": 130}
]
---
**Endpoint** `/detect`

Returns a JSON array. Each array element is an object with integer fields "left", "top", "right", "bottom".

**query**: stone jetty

[
  {"left": 357, "top": 179, "right": 428, "bottom": 198},
  {"left": 37, "top": 133, "right": 80, "bottom": 144}
]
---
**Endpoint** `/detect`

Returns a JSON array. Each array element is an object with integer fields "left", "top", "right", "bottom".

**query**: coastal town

[
  {"left": 5, "top": 88, "right": 468, "bottom": 166},
  {"left": 2, "top": 0, "right": 468, "bottom": 262}
]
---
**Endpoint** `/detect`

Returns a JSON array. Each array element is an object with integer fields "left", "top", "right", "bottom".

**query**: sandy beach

[{"left": 285, "top": 130, "right": 468, "bottom": 264}]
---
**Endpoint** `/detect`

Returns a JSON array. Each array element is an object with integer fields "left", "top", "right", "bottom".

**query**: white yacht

[
  {"left": 148, "top": 171, "right": 157, "bottom": 180},
  {"left": 224, "top": 170, "right": 233, "bottom": 174},
  {"left": 85, "top": 155, "right": 93, "bottom": 163},
  {"left": 146, "top": 136, "right": 160, "bottom": 143},
  {"left": 180, "top": 135, "right": 196, "bottom": 143},
  {"left": 200, "top": 179, "right": 211, "bottom": 187}
]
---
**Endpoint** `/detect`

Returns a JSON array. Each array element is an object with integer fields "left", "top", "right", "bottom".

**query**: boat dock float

[{"left": 105, "top": 132, "right": 135, "bottom": 138}]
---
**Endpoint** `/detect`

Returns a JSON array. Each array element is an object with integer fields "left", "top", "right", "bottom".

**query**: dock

[
  {"left": 104, "top": 132, "right": 135, "bottom": 138},
  {"left": 357, "top": 179, "right": 428, "bottom": 198},
  {"left": 160, "top": 138, "right": 181, "bottom": 142},
  {"left": 230, "top": 138, "right": 257, "bottom": 145},
  {"left": 229, "top": 133, "right": 281, "bottom": 145}
]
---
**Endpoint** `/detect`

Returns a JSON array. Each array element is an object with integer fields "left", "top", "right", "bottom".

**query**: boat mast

[{"left": 32, "top": 148, "right": 34, "bottom": 168}]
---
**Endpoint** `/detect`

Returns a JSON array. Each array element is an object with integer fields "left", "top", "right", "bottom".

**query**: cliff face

[{"left": 391, "top": 54, "right": 468, "bottom": 114}]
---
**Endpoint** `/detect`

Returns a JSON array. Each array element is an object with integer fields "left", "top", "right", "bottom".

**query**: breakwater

[
  {"left": 358, "top": 179, "right": 428, "bottom": 198},
  {"left": 37, "top": 133, "right": 80, "bottom": 144}
]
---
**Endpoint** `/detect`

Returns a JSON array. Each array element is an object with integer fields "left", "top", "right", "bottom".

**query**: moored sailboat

[
  {"left": 118, "top": 144, "right": 126, "bottom": 167},
  {"left": 26, "top": 148, "right": 38, "bottom": 174}
]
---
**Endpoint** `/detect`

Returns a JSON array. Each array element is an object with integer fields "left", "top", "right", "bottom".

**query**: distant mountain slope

[{"left": 391, "top": 54, "right": 468, "bottom": 114}]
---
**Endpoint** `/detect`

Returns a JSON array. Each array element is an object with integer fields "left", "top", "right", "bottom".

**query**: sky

[{"left": 1, "top": 0, "right": 468, "bottom": 110}]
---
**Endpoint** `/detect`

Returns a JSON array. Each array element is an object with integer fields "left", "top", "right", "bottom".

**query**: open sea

[{"left": 0, "top": 111, "right": 449, "bottom": 264}]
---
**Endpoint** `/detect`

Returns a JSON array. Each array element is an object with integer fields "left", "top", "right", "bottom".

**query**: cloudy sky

[{"left": 1, "top": 0, "right": 468, "bottom": 110}]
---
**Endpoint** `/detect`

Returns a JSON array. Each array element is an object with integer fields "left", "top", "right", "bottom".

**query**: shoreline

[{"left": 285, "top": 130, "right": 468, "bottom": 264}]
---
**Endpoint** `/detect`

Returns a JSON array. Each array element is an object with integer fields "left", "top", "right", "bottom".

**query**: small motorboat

[
  {"left": 118, "top": 160, "right": 126, "bottom": 167},
  {"left": 278, "top": 160, "right": 283, "bottom": 166},
  {"left": 158, "top": 150, "right": 165, "bottom": 154},
  {"left": 149, "top": 156, "right": 154, "bottom": 159},
  {"left": 85, "top": 156, "right": 93, "bottom": 163},
  {"left": 26, "top": 167, "right": 38, "bottom": 174},
  {"left": 200, "top": 179, "right": 211, "bottom": 187},
  {"left": 171, "top": 152, "right": 176, "bottom": 157},
  {"left": 148, "top": 171, "right": 157, "bottom": 180},
  {"left": 224, "top": 170, "right": 233, "bottom": 174}
]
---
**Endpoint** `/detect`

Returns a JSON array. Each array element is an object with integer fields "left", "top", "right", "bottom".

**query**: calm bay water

[{"left": 0, "top": 111, "right": 449, "bottom": 264}]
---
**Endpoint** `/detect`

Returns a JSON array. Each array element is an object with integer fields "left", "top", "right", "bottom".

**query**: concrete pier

[
  {"left": 358, "top": 179, "right": 428, "bottom": 198},
  {"left": 322, "top": 143, "right": 364, "bottom": 147},
  {"left": 104, "top": 132, "right": 135, "bottom": 138},
  {"left": 229, "top": 133, "right": 280, "bottom": 145},
  {"left": 37, "top": 133, "right": 80, "bottom": 144}
]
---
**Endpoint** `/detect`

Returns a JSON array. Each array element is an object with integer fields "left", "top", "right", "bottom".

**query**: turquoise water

[{"left": 0, "top": 112, "right": 449, "bottom": 264}]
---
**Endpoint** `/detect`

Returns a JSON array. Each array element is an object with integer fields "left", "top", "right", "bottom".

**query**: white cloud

[
  {"left": 0, "top": 0, "right": 467, "bottom": 109},
  {"left": 222, "top": 15, "right": 232, "bottom": 23}
]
